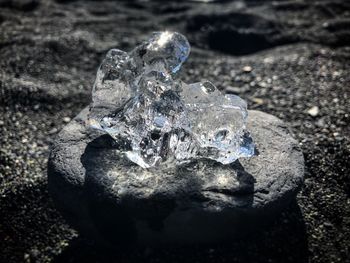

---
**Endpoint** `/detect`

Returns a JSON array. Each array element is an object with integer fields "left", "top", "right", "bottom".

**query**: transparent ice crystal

[{"left": 89, "top": 31, "right": 254, "bottom": 168}]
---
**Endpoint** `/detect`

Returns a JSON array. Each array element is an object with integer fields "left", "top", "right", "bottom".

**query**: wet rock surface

[
  {"left": 0, "top": 0, "right": 349, "bottom": 262},
  {"left": 48, "top": 108, "right": 303, "bottom": 246}
]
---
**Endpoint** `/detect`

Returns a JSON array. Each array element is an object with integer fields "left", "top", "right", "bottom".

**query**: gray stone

[{"left": 48, "top": 107, "right": 304, "bottom": 246}]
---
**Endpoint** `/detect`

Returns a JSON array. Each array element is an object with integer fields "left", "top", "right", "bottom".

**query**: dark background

[{"left": 0, "top": 0, "right": 349, "bottom": 262}]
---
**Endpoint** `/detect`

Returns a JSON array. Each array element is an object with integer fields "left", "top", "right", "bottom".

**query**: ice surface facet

[{"left": 89, "top": 31, "right": 254, "bottom": 168}]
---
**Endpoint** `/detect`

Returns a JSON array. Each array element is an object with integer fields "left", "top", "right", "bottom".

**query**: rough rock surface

[
  {"left": 1, "top": 0, "right": 349, "bottom": 262},
  {"left": 48, "top": 107, "right": 303, "bottom": 245}
]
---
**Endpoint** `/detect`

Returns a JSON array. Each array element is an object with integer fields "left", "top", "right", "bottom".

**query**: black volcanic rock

[{"left": 48, "top": 107, "right": 304, "bottom": 246}]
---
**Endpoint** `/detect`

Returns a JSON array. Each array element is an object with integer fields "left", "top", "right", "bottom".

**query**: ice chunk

[
  {"left": 180, "top": 81, "right": 253, "bottom": 164},
  {"left": 89, "top": 32, "right": 254, "bottom": 168}
]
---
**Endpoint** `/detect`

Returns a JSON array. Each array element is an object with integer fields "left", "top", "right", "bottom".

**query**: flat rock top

[{"left": 50, "top": 107, "right": 304, "bottom": 212}]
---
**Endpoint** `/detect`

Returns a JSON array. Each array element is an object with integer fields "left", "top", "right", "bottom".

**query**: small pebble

[
  {"left": 48, "top": 128, "right": 58, "bottom": 135},
  {"left": 307, "top": 106, "right": 319, "bottom": 117},
  {"left": 226, "top": 86, "right": 241, "bottom": 94},
  {"left": 242, "top": 66, "right": 252, "bottom": 72},
  {"left": 252, "top": 97, "right": 264, "bottom": 105},
  {"left": 63, "top": 117, "right": 71, "bottom": 123}
]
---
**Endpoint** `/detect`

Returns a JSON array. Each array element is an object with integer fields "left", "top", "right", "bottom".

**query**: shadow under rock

[{"left": 53, "top": 200, "right": 308, "bottom": 263}]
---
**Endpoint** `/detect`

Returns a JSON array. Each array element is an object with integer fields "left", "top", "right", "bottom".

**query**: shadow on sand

[{"left": 52, "top": 200, "right": 308, "bottom": 263}]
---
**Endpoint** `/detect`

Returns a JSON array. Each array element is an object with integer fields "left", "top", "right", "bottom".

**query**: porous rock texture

[{"left": 48, "top": 107, "right": 304, "bottom": 246}]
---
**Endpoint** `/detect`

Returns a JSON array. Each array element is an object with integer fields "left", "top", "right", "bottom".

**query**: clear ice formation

[{"left": 89, "top": 31, "right": 254, "bottom": 168}]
